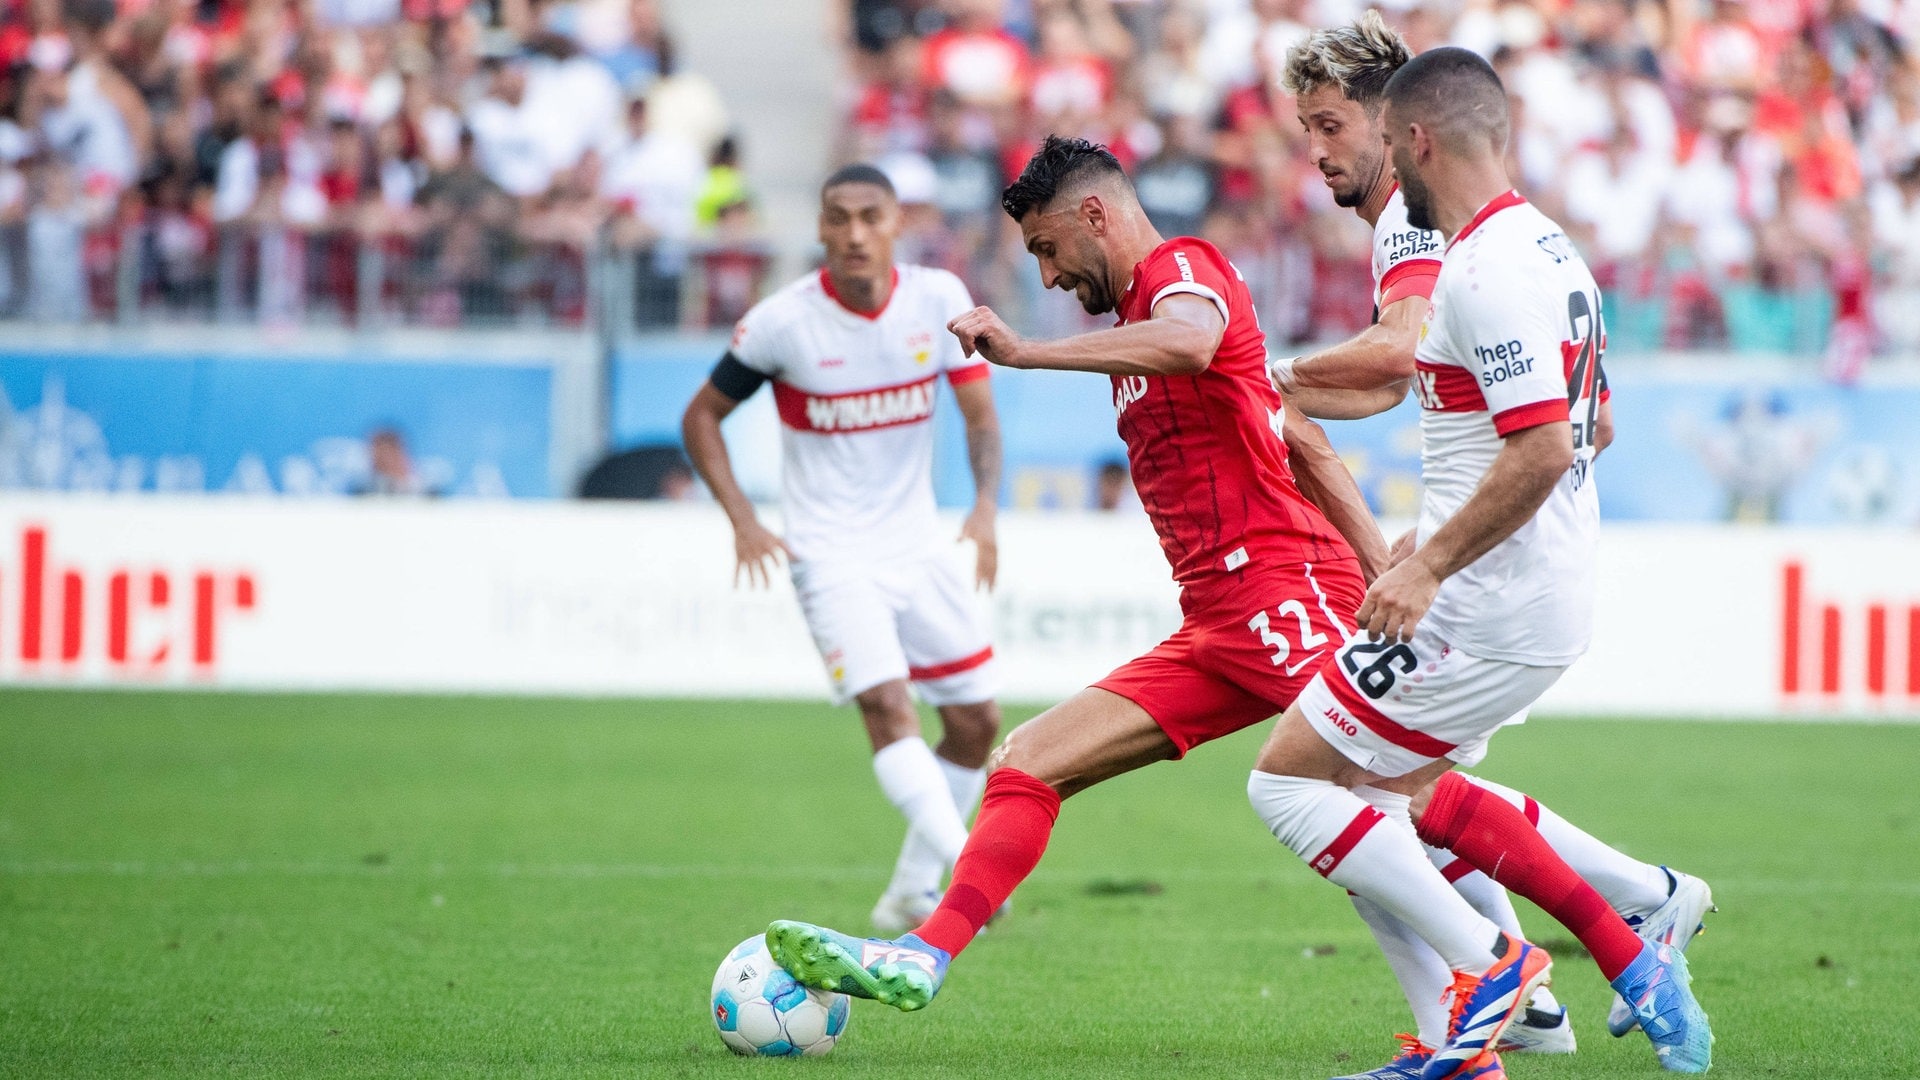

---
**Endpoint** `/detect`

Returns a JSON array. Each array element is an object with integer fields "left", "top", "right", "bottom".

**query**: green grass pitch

[{"left": 2, "top": 690, "right": 1915, "bottom": 1078}]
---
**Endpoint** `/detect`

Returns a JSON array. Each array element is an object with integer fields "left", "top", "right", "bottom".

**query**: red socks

[
  {"left": 912, "top": 768, "right": 1061, "bottom": 958},
  {"left": 1419, "top": 772, "right": 1645, "bottom": 980}
]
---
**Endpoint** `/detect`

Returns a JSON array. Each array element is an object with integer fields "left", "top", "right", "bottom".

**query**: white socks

[
  {"left": 876, "top": 737, "right": 982, "bottom": 899},
  {"left": 1350, "top": 893, "right": 1454, "bottom": 1048},
  {"left": 940, "top": 755, "right": 987, "bottom": 820},
  {"left": 1462, "top": 775, "right": 1673, "bottom": 918},
  {"left": 1431, "top": 842, "right": 1524, "bottom": 936},
  {"left": 1347, "top": 787, "right": 1460, "bottom": 1046},
  {"left": 1250, "top": 772, "right": 1502, "bottom": 974}
]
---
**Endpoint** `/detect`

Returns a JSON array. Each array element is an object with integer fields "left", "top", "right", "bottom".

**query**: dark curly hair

[{"left": 1001, "top": 136, "right": 1127, "bottom": 222}]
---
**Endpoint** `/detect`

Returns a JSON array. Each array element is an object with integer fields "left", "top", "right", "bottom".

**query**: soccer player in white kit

[
  {"left": 1263, "top": 19, "right": 1716, "bottom": 1078},
  {"left": 681, "top": 165, "right": 1006, "bottom": 933},
  {"left": 1244, "top": 47, "right": 1713, "bottom": 1078}
]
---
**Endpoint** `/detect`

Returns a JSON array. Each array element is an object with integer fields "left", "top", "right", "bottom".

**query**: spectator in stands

[
  {"left": 2, "top": 0, "right": 1918, "bottom": 359},
  {"left": 25, "top": 155, "right": 88, "bottom": 321},
  {"left": 354, "top": 426, "right": 439, "bottom": 496},
  {"left": 466, "top": 53, "right": 553, "bottom": 201},
  {"left": 596, "top": 0, "right": 674, "bottom": 98},
  {"left": 1091, "top": 456, "right": 1139, "bottom": 514},
  {"left": 922, "top": 0, "right": 1029, "bottom": 110},
  {"left": 1871, "top": 157, "right": 1920, "bottom": 351},
  {"left": 1564, "top": 126, "right": 1670, "bottom": 269},
  {"left": 1133, "top": 111, "right": 1215, "bottom": 240},
  {"left": 849, "top": 32, "right": 931, "bottom": 160},
  {"left": 694, "top": 135, "right": 747, "bottom": 228},
  {"left": 602, "top": 92, "right": 703, "bottom": 326}
]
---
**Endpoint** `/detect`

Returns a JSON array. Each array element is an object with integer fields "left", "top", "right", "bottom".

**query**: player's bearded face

[
  {"left": 1391, "top": 131, "right": 1436, "bottom": 232},
  {"left": 1300, "top": 89, "right": 1384, "bottom": 209},
  {"left": 1024, "top": 210, "right": 1114, "bottom": 315},
  {"left": 1058, "top": 232, "right": 1114, "bottom": 314}
]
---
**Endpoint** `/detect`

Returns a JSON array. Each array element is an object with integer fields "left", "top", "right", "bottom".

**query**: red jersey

[{"left": 1113, "top": 238, "right": 1355, "bottom": 595}]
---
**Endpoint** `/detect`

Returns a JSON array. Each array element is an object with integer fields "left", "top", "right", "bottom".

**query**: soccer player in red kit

[{"left": 765, "top": 135, "right": 1392, "bottom": 1013}]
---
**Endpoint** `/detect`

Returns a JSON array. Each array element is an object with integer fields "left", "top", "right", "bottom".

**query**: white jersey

[
  {"left": 730, "top": 265, "right": 987, "bottom": 570},
  {"left": 1371, "top": 186, "right": 1444, "bottom": 312},
  {"left": 1410, "top": 191, "right": 1607, "bottom": 665}
]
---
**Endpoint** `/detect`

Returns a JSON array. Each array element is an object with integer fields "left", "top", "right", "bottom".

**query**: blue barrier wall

[
  {"left": 615, "top": 337, "right": 1920, "bottom": 525},
  {"left": 0, "top": 346, "right": 553, "bottom": 497}
]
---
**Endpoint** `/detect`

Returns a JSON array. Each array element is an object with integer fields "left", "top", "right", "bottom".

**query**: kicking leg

[{"left": 769, "top": 688, "right": 1176, "bottom": 1011}]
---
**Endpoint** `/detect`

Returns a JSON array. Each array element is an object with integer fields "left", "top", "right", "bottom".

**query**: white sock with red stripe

[
  {"left": 1461, "top": 774, "right": 1672, "bottom": 918},
  {"left": 1249, "top": 772, "right": 1501, "bottom": 974},
  {"left": 884, "top": 754, "right": 987, "bottom": 898},
  {"left": 874, "top": 737, "right": 969, "bottom": 899}
]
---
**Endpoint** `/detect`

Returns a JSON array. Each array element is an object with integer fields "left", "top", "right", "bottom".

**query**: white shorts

[
  {"left": 793, "top": 553, "right": 997, "bottom": 707},
  {"left": 1298, "top": 622, "right": 1564, "bottom": 780}
]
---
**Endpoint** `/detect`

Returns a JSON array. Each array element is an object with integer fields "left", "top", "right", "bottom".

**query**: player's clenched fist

[
  {"left": 1354, "top": 556, "right": 1440, "bottom": 644},
  {"left": 948, "top": 306, "right": 1027, "bottom": 367}
]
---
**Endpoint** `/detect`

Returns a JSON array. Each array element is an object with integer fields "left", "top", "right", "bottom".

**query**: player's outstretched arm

[
  {"left": 947, "top": 294, "right": 1224, "bottom": 377},
  {"left": 1356, "top": 420, "right": 1575, "bottom": 641},
  {"left": 682, "top": 381, "right": 790, "bottom": 589},
  {"left": 1272, "top": 294, "right": 1426, "bottom": 398},
  {"left": 1282, "top": 381, "right": 1410, "bottom": 421},
  {"left": 1282, "top": 410, "right": 1390, "bottom": 583},
  {"left": 951, "top": 377, "right": 1003, "bottom": 590}
]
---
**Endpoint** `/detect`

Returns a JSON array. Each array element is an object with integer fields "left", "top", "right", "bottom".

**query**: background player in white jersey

[
  {"left": 1244, "top": 48, "right": 1714, "bottom": 1078},
  {"left": 1266, "top": 19, "right": 1716, "bottom": 1077},
  {"left": 681, "top": 165, "right": 1005, "bottom": 933}
]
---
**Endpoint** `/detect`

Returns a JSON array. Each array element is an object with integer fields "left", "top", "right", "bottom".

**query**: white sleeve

[{"left": 728, "top": 296, "right": 787, "bottom": 377}]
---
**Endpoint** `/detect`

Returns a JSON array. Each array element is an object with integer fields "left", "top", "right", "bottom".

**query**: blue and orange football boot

[
  {"left": 765, "top": 920, "right": 949, "bottom": 1012},
  {"left": 1332, "top": 1034, "right": 1433, "bottom": 1080},
  {"left": 1420, "top": 933, "right": 1552, "bottom": 1080}
]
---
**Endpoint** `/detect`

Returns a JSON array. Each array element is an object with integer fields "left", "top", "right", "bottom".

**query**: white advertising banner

[{"left": 0, "top": 496, "right": 1912, "bottom": 718}]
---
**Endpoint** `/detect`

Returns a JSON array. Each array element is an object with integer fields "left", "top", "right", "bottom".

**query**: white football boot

[
  {"left": 1496, "top": 986, "right": 1577, "bottom": 1054},
  {"left": 870, "top": 888, "right": 942, "bottom": 935}
]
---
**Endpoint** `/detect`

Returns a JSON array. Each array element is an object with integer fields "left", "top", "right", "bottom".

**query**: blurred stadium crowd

[
  {"left": 848, "top": 0, "right": 1920, "bottom": 368},
  {"left": 0, "top": 0, "right": 766, "bottom": 327},
  {"left": 2, "top": 0, "right": 1918, "bottom": 365}
]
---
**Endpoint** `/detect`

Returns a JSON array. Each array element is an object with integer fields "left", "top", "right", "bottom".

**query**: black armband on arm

[{"left": 710, "top": 353, "right": 769, "bottom": 402}]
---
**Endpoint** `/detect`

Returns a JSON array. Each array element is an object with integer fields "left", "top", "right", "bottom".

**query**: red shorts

[{"left": 1095, "top": 558, "right": 1365, "bottom": 756}]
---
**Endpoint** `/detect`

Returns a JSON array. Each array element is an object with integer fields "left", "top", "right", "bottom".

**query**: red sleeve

[
  {"left": 946, "top": 363, "right": 990, "bottom": 387},
  {"left": 1139, "top": 242, "right": 1234, "bottom": 325},
  {"left": 1378, "top": 258, "right": 1441, "bottom": 308},
  {"left": 1492, "top": 400, "right": 1569, "bottom": 436}
]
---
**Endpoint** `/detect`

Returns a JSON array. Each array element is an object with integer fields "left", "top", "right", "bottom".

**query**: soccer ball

[{"left": 710, "top": 934, "right": 850, "bottom": 1056}]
